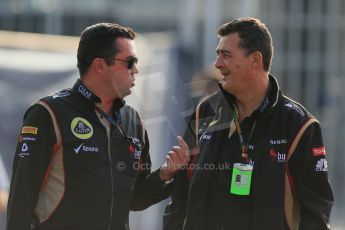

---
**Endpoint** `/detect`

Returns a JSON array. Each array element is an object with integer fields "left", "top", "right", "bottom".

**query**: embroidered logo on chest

[
  {"left": 73, "top": 143, "right": 99, "bottom": 154},
  {"left": 269, "top": 138, "right": 287, "bottom": 145},
  {"left": 269, "top": 149, "right": 286, "bottom": 163},
  {"left": 128, "top": 138, "right": 142, "bottom": 159},
  {"left": 71, "top": 117, "right": 93, "bottom": 139}
]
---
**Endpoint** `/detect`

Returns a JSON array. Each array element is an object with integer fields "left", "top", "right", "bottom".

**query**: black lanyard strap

[
  {"left": 233, "top": 107, "right": 257, "bottom": 163},
  {"left": 95, "top": 106, "right": 129, "bottom": 139}
]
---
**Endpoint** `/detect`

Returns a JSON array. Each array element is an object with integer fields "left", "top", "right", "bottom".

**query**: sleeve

[
  {"left": 163, "top": 112, "right": 197, "bottom": 230},
  {"left": 0, "top": 154, "right": 9, "bottom": 213},
  {"left": 288, "top": 122, "right": 334, "bottom": 230},
  {"left": 6, "top": 104, "right": 56, "bottom": 230},
  {"left": 130, "top": 130, "right": 174, "bottom": 211}
]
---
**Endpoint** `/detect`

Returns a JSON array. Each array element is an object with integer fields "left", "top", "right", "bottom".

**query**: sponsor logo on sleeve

[
  {"left": 284, "top": 103, "right": 305, "bottom": 117},
  {"left": 21, "top": 143, "right": 28, "bottom": 152},
  {"left": 22, "top": 136, "right": 36, "bottom": 141},
  {"left": 71, "top": 117, "right": 93, "bottom": 139},
  {"left": 19, "top": 142, "right": 30, "bottom": 158},
  {"left": 53, "top": 90, "right": 71, "bottom": 98},
  {"left": 316, "top": 158, "right": 328, "bottom": 171},
  {"left": 312, "top": 147, "right": 327, "bottom": 156},
  {"left": 21, "top": 126, "right": 38, "bottom": 135},
  {"left": 19, "top": 135, "right": 37, "bottom": 142}
]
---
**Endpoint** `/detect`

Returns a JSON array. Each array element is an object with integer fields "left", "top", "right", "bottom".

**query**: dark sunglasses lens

[{"left": 128, "top": 58, "right": 138, "bottom": 69}]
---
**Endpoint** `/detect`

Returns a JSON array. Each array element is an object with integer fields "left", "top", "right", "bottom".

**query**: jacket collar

[
  {"left": 218, "top": 74, "right": 280, "bottom": 118},
  {"left": 72, "top": 79, "right": 125, "bottom": 112}
]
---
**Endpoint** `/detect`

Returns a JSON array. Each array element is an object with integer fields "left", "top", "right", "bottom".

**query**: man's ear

[
  {"left": 92, "top": 58, "right": 107, "bottom": 75},
  {"left": 250, "top": 51, "right": 263, "bottom": 70}
]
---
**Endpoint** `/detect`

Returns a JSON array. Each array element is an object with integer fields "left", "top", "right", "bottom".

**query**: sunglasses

[{"left": 113, "top": 57, "right": 138, "bottom": 69}]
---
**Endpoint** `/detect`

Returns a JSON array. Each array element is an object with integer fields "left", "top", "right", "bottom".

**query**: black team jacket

[
  {"left": 7, "top": 79, "right": 172, "bottom": 230},
  {"left": 163, "top": 75, "right": 333, "bottom": 230}
]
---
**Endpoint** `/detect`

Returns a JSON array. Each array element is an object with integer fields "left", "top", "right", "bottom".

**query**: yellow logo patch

[
  {"left": 71, "top": 117, "right": 93, "bottom": 139},
  {"left": 21, "top": 126, "right": 38, "bottom": 134}
]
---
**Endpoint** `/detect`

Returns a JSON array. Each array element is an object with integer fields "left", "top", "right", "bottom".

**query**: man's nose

[
  {"left": 131, "top": 64, "right": 139, "bottom": 74},
  {"left": 214, "top": 56, "right": 223, "bottom": 69}
]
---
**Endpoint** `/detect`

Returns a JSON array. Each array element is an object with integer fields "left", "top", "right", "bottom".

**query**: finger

[
  {"left": 165, "top": 154, "right": 173, "bottom": 166},
  {"left": 171, "top": 147, "right": 190, "bottom": 166},
  {"left": 175, "top": 140, "right": 190, "bottom": 162},
  {"left": 177, "top": 136, "right": 188, "bottom": 150},
  {"left": 172, "top": 145, "right": 182, "bottom": 152},
  {"left": 166, "top": 153, "right": 182, "bottom": 171},
  {"left": 166, "top": 153, "right": 179, "bottom": 170},
  {"left": 173, "top": 146, "right": 188, "bottom": 162},
  {"left": 177, "top": 136, "right": 190, "bottom": 157},
  {"left": 168, "top": 150, "right": 182, "bottom": 165}
]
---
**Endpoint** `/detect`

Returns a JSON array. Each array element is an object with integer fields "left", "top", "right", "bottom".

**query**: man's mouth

[{"left": 221, "top": 73, "right": 230, "bottom": 79}]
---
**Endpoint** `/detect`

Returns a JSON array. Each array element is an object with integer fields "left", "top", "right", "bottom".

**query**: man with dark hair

[
  {"left": 7, "top": 22, "right": 189, "bottom": 230},
  {"left": 164, "top": 17, "right": 333, "bottom": 230}
]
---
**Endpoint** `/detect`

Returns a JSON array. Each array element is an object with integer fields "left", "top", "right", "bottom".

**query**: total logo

[
  {"left": 312, "top": 147, "right": 327, "bottom": 156},
  {"left": 73, "top": 143, "right": 99, "bottom": 154},
  {"left": 269, "top": 149, "right": 286, "bottom": 163}
]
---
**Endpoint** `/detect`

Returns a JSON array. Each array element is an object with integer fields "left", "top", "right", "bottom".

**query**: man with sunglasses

[{"left": 7, "top": 22, "right": 190, "bottom": 230}]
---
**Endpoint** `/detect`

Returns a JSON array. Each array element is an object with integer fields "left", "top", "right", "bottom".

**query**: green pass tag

[{"left": 230, "top": 163, "right": 253, "bottom": 195}]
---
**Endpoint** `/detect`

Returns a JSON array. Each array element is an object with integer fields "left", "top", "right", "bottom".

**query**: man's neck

[
  {"left": 236, "top": 95, "right": 265, "bottom": 122},
  {"left": 100, "top": 100, "right": 114, "bottom": 115},
  {"left": 235, "top": 75, "right": 269, "bottom": 122},
  {"left": 81, "top": 77, "right": 115, "bottom": 115}
]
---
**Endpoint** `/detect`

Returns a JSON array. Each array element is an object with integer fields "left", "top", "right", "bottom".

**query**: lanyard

[
  {"left": 233, "top": 107, "right": 257, "bottom": 163},
  {"left": 95, "top": 106, "right": 129, "bottom": 139}
]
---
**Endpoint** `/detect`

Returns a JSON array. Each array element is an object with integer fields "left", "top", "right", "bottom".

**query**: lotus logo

[{"left": 71, "top": 117, "right": 93, "bottom": 139}]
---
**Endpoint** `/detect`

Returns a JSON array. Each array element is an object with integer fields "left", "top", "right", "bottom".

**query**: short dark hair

[
  {"left": 217, "top": 17, "right": 273, "bottom": 72},
  {"left": 77, "top": 22, "right": 136, "bottom": 76}
]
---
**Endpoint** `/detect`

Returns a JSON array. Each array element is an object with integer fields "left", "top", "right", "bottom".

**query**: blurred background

[{"left": 0, "top": 0, "right": 344, "bottom": 229}]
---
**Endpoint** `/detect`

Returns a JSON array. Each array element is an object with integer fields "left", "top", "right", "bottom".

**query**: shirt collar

[
  {"left": 72, "top": 79, "right": 126, "bottom": 112},
  {"left": 219, "top": 74, "right": 280, "bottom": 118},
  {"left": 73, "top": 79, "right": 101, "bottom": 103}
]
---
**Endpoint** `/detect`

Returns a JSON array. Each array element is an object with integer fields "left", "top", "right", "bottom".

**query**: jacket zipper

[{"left": 106, "top": 126, "right": 114, "bottom": 230}]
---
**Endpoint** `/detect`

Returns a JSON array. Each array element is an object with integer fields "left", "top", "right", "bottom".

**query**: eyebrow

[
  {"left": 125, "top": 55, "right": 137, "bottom": 60},
  {"left": 216, "top": 49, "right": 231, "bottom": 55}
]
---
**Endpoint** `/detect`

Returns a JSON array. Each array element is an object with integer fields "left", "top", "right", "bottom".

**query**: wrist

[{"left": 159, "top": 165, "right": 176, "bottom": 182}]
